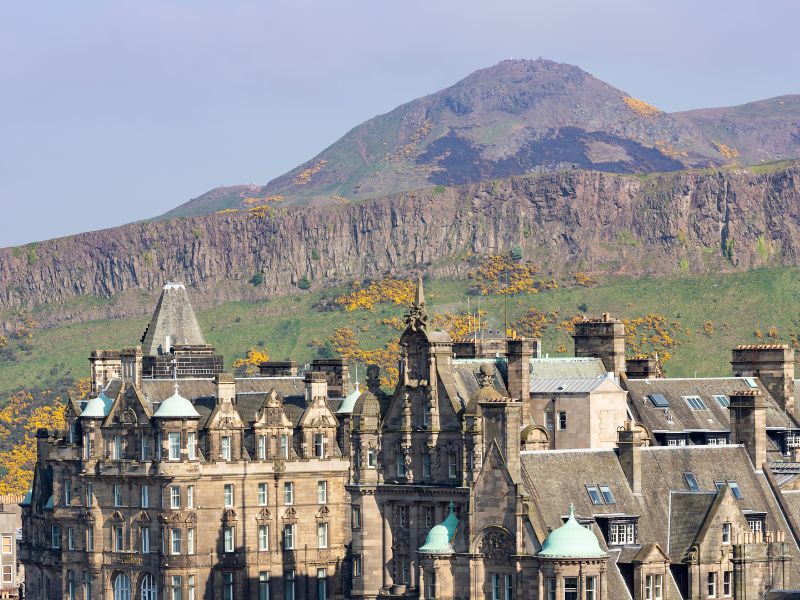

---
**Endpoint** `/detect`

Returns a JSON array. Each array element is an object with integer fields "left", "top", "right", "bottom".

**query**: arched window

[
  {"left": 113, "top": 572, "right": 131, "bottom": 600},
  {"left": 141, "top": 574, "right": 158, "bottom": 600}
]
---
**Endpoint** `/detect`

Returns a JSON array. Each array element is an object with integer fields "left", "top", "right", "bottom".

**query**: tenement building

[{"left": 20, "top": 280, "right": 800, "bottom": 598}]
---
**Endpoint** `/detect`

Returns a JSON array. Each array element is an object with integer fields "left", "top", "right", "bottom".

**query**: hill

[{"left": 161, "top": 59, "right": 800, "bottom": 218}]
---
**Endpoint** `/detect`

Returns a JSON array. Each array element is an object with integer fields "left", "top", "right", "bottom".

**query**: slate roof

[
  {"left": 529, "top": 357, "right": 607, "bottom": 379},
  {"left": 625, "top": 377, "right": 797, "bottom": 434},
  {"left": 141, "top": 376, "right": 306, "bottom": 428},
  {"left": 667, "top": 492, "right": 716, "bottom": 561},
  {"left": 529, "top": 375, "right": 619, "bottom": 394},
  {"left": 140, "top": 282, "right": 207, "bottom": 356},
  {"left": 451, "top": 359, "right": 510, "bottom": 403}
]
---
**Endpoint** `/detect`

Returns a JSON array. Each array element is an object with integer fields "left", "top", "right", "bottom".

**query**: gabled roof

[
  {"left": 140, "top": 282, "right": 207, "bottom": 356},
  {"left": 625, "top": 377, "right": 796, "bottom": 435},
  {"left": 668, "top": 492, "right": 716, "bottom": 561}
]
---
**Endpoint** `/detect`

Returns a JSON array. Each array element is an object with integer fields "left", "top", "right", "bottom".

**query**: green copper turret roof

[
  {"left": 80, "top": 392, "right": 114, "bottom": 418},
  {"left": 418, "top": 524, "right": 453, "bottom": 554},
  {"left": 443, "top": 502, "right": 459, "bottom": 539},
  {"left": 538, "top": 504, "right": 606, "bottom": 558},
  {"left": 336, "top": 382, "right": 361, "bottom": 414},
  {"left": 153, "top": 386, "right": 200, "bottom": 419}
]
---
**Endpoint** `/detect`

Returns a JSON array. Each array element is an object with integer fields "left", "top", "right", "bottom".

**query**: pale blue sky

[{"left": 0, "top": 0, "right": 797, "bottom": 247}]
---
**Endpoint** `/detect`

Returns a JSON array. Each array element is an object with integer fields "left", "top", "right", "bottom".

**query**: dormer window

[
  {"left": 221, "top": 436, "right": 231, "bottom": 461},
  {"left": 280, "top": 434, "right": 289, "bottom": 459},
  {"left": 112, "top": 435, "right": 122, "bottom": 460},
  {"left": 258, "top": 435, "right": 266, "bottom": 460},
  {"left": 608, "top": 520, "right": 636, "bottom": 545},
  {"left": 314, "top": 433, "right": 327, "bottom": 458}
]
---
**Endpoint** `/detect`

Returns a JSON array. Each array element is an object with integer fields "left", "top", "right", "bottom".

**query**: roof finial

[
  {"left": 415, "top": 275, "right": 425, "bottom": 306},
  {"left": 404, "top": 275, "right": 429, "bottom": 332},
  {"left": 568, "top": 503, "right": 576, "bottom": 519}
]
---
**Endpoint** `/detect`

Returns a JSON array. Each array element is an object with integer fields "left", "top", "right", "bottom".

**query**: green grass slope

[{"left": 3, "top": 268, "right": 800, "bottom": 400}]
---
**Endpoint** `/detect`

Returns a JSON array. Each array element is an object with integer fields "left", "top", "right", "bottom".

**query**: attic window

[
  {"left": 599, "top": 485, "right": 615, "bottom": 504},
  {"left": 745, "top": 377, "right": 758, "bottom": 389},
  {"left": 714, "top": 394, "right": 730, "bottom": 408},
  {"left": 684, "top": 472, "right": 700, "bottom": 491},
  {"left": 714, "top": 480, "right": 743, "bottom": 500},
  {"left": 648, "top": 393, "right": 669, "bottom": 408},
  {"left": 684, "top": 396, "right": 708, "bottom": 411},
  {"left": 586, "top": 485, "right": 603, "bottom": 505}
]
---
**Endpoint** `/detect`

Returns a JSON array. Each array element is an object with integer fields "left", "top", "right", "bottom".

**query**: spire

[
  {"left": 140, "top": 282, "right": 207, "bottom": 356},
  {"left": 403, "top": 275, "right": 429, "bottom": 332}
]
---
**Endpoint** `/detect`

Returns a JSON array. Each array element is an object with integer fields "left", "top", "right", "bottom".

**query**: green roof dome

[
  {"left": 80, "top": 392, "right": 114, "bottom": 418},
  {"left": 336, "top": 382, "right": 362, "bottom": 414},
  {"left": 20, "top": 489, "right": 32, "bottom": 506},
  {"left": 153, "top": 387, "right": 200, "bottom": 419},
  {"left": 538, "top": 505, "right": 606, "bottom": 558},
  {"left": 419, "top": 524, "right": 453, "bottom": 554},
  {"left": 443, "top": 502, "right": 459, "bottom": 538}
]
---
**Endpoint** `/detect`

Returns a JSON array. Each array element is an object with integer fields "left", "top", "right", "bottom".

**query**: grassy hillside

[{"left": 3, "top": 267, "right": 800, "bottom": 399}]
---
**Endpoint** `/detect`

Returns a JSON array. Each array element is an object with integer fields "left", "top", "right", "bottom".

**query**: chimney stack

[
  {"left": 729, "top": 390, "right": 768, "bottom": 469},
  {"left": 731, "top": 345, "right": 795, "bottom": 415},
  {"left": 573, "top": 313, "right": 626, "bottom": 377},
  {"left": 120, "top": 347, "right": 143, "bottom": 388},
  {"left": 215, "top": 373, "right": 236, "bottom": 405},
  {"left": 506, "top": 337, "right": 534, "bottom": 403},
  {"left": 618, "top": 421, "right": 646, "bottom": 494},
  {"left": 310, "top": 358, "right": 350, "bottom": 397},
  {"left": 304, "top": 371, "right": 328, "bottom": 404},
  {"left": 625, "top": 356, "right": 663, "bottom": 380}
]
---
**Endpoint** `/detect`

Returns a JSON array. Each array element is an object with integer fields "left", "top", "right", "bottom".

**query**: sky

[{"left": 0, "top": 0, "right": 797, "bottom": 247}]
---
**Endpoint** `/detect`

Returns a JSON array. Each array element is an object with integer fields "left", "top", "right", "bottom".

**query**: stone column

[{"left": 382, "top": 501, "right": 393, "bottom": 591}]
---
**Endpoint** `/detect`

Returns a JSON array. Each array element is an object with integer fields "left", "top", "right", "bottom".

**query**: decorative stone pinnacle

[{"left": 404, "top": 276, "right": 429, "bottom": 332}]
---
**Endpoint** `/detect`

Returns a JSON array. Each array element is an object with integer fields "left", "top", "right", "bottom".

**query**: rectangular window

[
  {"left": 646, "top": 574, "right": 663, "bottom": 600},
  {"left": 317, "top": 522, "right": 328, "bottom": 548},
  {"left": 258, "top": 435, "right": 267, "bottom": 460},
  {"left": 714, "top": 394, "right": 730, "bottom": 408},
  {"left": 171, "top": 485, "right": 181, "bottom": 509},
  {"left": 317, "top": 568, "right": 327, "bottom": 600},
  {"left": 188, "top": 576, "right": 195, "bottom": 600},
  {"left": 140, "top": 433, "right": 150, "bottom": 461},
  {"left": 425, "top": 571, "right": 436, "bottom": 599},
  {"left": 67, "top": 527, "right": 75, "bottom": 550},
  {"left": 504, "top": 574, "right": 513, "bottom": 600},
  {"left": 258, "top": 572, "right": 270, "bottom": 600},
  {"left": 564, "top": 576, "right": 578, "bottom": 600},
  {"left": 187, "top": 432, "right": 196, "bottom": 460},
  {"left": 684, "top": 395, "right": 708, "bottom": 410},
  {"left": 114, "top": 484, "right": 123, "bottom": 507},
  {"left": 352, "top": 506, "right": 361, "bottom": 529},
  {"left": 722, "top": 522, "right": 731, "bottom": 544},
  {"left": 224, "top": 484, "right": 234, "bottom": 508},
  {"left": 609, "top": 522, "right": 636, "bottom": 545},
  {"left": 354, "top": 556, "right": 363, "bottom": 577},
  {"left": 221, "top": 436, "right": 231, "bottom": 461},
  {"left": 667, "top": 438, "right": 686, "bottom": 446},
  {"left": 367, "top": 448, "right": 377, "bottom": 468},
  {"left": 171, "top": 576, "right": 183, "bottom": 600},
  {"left": 1, "top": 535, "right": 11, "bottom": 554},
  {"left": 171, "top": 528, "right": 181, "bottom": 555},
  {"left": 284, "top": 570, "right": 295, "bottom": 600},
  {"left": 544, "top": 411, "right": 554, "bottom": 431},
  {"left": 586, "top": 575, "right": 596, "bottom": 600},
  {"left": 187, "top": 528, "right": 195, "bottom": 554},
  {"left": 280, "top": 434, "right": 289, "bottom": 459},
  {"left": 83, "top": 432, "right": 93, "bottom": 459},
  {"left": 258, "top": 525, "right": 269, "bottom": 551},
  {"left": 223, "top": 573, "right": 234, "bottom": 600},
  {"left": 491, "top": 574, "right": 500, "bottom": 600},
  {"left": 599, "top": 485, "right": 615, "bottom": 504},
  {"left": 586, "top": 484, "right": 603, "bottom": 505},
  {"left": 729, "top": 481, "right": 743, "bottom": 499},
  {"left": 284, "top": 482, "right": 294, "bottom": 505},
  {"left": 448, "top": 452, "right": 457, "bottom": 479},
  {"left": 86, "top": 483, "right": 93, "bottom": 507},
  {"left": 114, "top": 525, "right": 123, "bottom": 552},
  {"left": 399, "top": 506, "right": 408, "bottom": 527},
  {"left": 558, "top": 411, "right": 567, "bottom": 430},
  {"left": 749, "top": 519, "right": 763, "bottom": 533},
  {"left": 684, "top": 472, "right": 700, "bottom": 491},
  {"left": 169, "top": 432, "right": 181, "bottom": 461},
  {"left": 187, "top": 485, "right": 194, "bottom": 508},
  {"left": 141, "top": 484, "right": 150, "bottom": 508},
  {"left": 87, "top": 525, "right": 94, "bottom": 552},
  {"left": 423, "top": 452, "right": 431, "bottom": 478},
  {"left": 317, "top": 481, "right": 328, "bottom": 504},
  {"left": 314, "top": 433, "right": 327, "bottom": 458},
  {"left": 224, "top": 526, "right": 234, "bottom": 553},
  {"left": 284, "top": 524, "right": 295, "bottom": 550},
  {"left": 113, "top": 435, "right": 122, "bottom": 460},
  {"left": 397, "top": 452, "right": 406, "bottom": 478},
  {"left": 707, "top": 572, "right": 717, "bottom": 597},
  {"left": 141, "top": 527, "right": 150, "bottom": 553},
  {"left": 64, "top": 479, "right": 72, "bottom": 505},
  {"left": 723, "top": 571, "right": 732, "bottom": 597},
  {"left": 1, "top": 565, "right": 11, "bottom": 584},
  {"left": 258, "top": 482, "right": 268, "bottom": 506},
  {"left": 156, "top": 432, "right": 162, "bottom": 460}
]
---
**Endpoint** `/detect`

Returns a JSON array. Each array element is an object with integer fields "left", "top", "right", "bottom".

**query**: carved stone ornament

[
  {"left": 223, "top": 509, "right": 238, "bottom": 525},
  {"left": 256, "top": 508, "right": 272, "bottom": 524},
  {"left": 479, "top": 529, "right": 514, "bottom": 563}
]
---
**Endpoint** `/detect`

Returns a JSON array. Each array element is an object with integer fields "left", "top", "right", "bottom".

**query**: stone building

[
  {"left": 19, "top": 280, "right": 800, "bottom": 599},
  {"left": 0, "top": 495, "right": 22, "bottom": 599}
]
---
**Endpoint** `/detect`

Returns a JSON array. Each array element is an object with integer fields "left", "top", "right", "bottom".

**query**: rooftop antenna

[
  {"left": 172, "top": 356, "right": 179, "bottom": 395},
  {"left": 354, "top": 364, "right": 360, "bottom": 392}
]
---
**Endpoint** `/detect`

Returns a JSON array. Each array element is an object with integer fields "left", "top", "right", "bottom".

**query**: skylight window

[
  {"left": 586, "top": 485, "right": 603, "bottom": 505},
  {"left": 729, "top": 481, "right": 743, "bottom": 500},
  {"left": 745, "top": 377, "right": 758, "bottom": 389},
  {"left": 599, "top": 485, "right": 615, "bottom": 504},
  {"left": 684, "top": 472, "right": 700, "bottom": 491},
  {"left": 714, "top": 394, "right": 730, "bottom": 408},
  {"left": 684, "top": 396, "right": 708, "bottom": 411},
  {"left": 648, "top": 393, "right": 669, "bottom": 408}
]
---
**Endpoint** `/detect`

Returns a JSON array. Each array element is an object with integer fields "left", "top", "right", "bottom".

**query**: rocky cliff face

[{"left": 2, "top": 164, "right": 798, "bottom": 331}]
